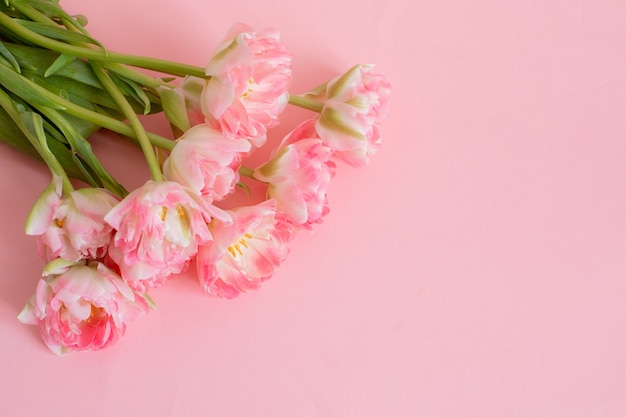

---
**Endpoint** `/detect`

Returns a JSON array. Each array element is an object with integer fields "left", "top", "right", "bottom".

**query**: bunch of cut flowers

[{"left": 0, "top": 0, "right": 390, "bottom": 355}]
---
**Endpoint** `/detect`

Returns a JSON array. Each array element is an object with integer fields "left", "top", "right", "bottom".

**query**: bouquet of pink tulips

[{"left": 0, "top": 0, "right": 390, "bottom": 355}]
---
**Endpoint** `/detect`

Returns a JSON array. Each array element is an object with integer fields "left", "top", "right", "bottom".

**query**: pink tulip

[
  {"left": 25, "top": 176, "right": 119, "bottom": 263},
  {"left": 202, "top": 23, "right": 292, "bottom": 147},
  {"left": 196, "top": 200, "right": 294, "bottom": 298},
  {"left": 104, "top": 181, "right": 229, "bottom": 292},
  {"left": 18, "top": 259, "right": 150, "bottom": 355},
  {"left": 254, "top": 124, "right": 335, "bottom": 227},
  {"left": 314, "top": 64, "right": 391, "bottom": 167},
  {"left": 163, "top": 124, "right": 251, "bottom": 202}
]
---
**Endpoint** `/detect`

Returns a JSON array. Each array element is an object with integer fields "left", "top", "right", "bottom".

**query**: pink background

[{"left": 1, "top": 0, "right": 626, "bottom": 415}]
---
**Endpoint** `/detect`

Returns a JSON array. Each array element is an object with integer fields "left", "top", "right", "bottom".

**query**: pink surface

[{"left": 2, "top": 0, "right": 626, "bottom": 415}]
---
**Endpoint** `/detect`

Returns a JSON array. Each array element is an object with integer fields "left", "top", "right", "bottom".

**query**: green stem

[
  {"left": 0, "top": 12, "right": 206, "bottom": 78},
  {"left": 91, "top": 63, "right": 162, "bottom": 181},
  {"left": 11, "top": 5, "right": 173, "bottom": 101},
  {"left": 288, "top": 94, "right": 324, "bottom": 112}
]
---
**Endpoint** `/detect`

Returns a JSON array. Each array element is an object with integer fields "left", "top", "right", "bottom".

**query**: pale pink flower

[
  {"left": 314, "top": 64, "right": 391, "bottom": 167},
  {"left": 104, "top": 180, "right": 229, "bottom": 292},
  {"left": 18, "top": 259, "right": 150, "bottom": 355},
  {"left": 163, "top": 124, "right": 251, "bottom": 202},
  {"left": 196, "top": 200, "right": 294, "bottom": 298},
  {"left": 25, "top": 176, "right": 119, "bottom": 263},
  {"left": 253, "top": 125, "right": 335, "bottom": 226},
  {"left": 202, "top": 23, "right": 292, "bottom": 147}
]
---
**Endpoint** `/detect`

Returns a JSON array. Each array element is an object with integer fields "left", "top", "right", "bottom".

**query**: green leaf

[
  {"left": 2, "top": 42, "right": 102, "bottom": 87},
  {"left": 2, "top": 43, "right": 163, "bottom": 115},
  {"left": 0, "top": 54, "right": 18, "bottom": 72},
  {"left": 44, "top": 53, "right": 76, "bottom": 77},
  {"left": 23, "top": 70, "right": 115, "bottom": 110},
  {"left": 0, "top": 100, "right": 99, "bottom": 186},
  {"left": 0, "top": 63, "right": 65, "bottom": 110},
  {"left": 42, "top": 116, "right": 68, "bottom": 144},
  {"left": 70, "top": 151, "right": 101, "bottom": 188},
  {"left": 65, "top": 124, "right": 127, "bottom": 196},
  {"left": 0, "top": 90, "right": 100, "bottom": 185},
  {"left": 20, "top": 0, "right": 106, "bottom": 52},
  {"left": 110, "top": 72, "right": 152, "bottom": 115},
  {"left": 36, "top": 105, "right": 127, "bottom": 196},
  {"left": 14, "top": 19, "right": 102, "bottom": 46},
  {"left": 0, "top": 40, "right": 20, "bottom": 73},
  {"left": 19, "top": 109, "right": 51, "bottom": 151}
]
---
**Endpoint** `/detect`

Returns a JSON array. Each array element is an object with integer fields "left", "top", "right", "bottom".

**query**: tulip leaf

[
  {"left": 44, "top": 53, "right": 76, "bottom": 77},
  {"left": 42, "top": 117, "right": 68, "bottom": 144},
  {"left": 24, "top": 70, "right": 117, "bottom": 110},
  {"left": 110, "top": 72, "right": 152, "bottom": 115},
  {"left": 20, "top": 0, "right": 107, "bottom": 52},
  {"left": 14, "top": 19, "right": 101, "bottom": 46},
  {"left": 0, "top": 63, "right": 66, "bottom": 110},
  {"left": 2, "top": 42, "right": 104, "bottom": 89},
  {"left": 2, "top": 43, "right": 162, "bottom": 115},
  {"left": 0, "top": 54, "right": 18, "bottom": 72},
  {"left": 0, "top": 99, "right": 99, "bottom": 186},
  {"left": 70, "top": 151, "right": 101, "bottom": 188},
  {"left": 20, "top": 0, "right": 73, "bottom": 20},
  {"left": 19, "top": 109, "right": 54, "bottom": 153},
  {"left": 52, "top": 110, "right": 127, "bottom": 196},
  {"left": 0, "top": 40, "right": 20, "bottom": 73}
]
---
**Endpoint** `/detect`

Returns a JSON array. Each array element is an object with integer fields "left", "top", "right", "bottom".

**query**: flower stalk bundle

[{"left": 1, "top": 0, "right": 391, "bottom": 355}]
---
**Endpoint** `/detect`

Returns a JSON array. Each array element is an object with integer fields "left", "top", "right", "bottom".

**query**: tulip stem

[
  {"left": 91, "top": 62, "right": 163, "bottom": 181},
  {"left": 288, "top": 94, "right": 324, "bottom": 112},
  {"left": 238, "top": 166, "right": 255, "bottom": 178},
  {"left": 106, "top": 63, "right": 172, "bottom": 89},
  {"left": 0, "top": 12, "right": 207, "bottom": 78}
]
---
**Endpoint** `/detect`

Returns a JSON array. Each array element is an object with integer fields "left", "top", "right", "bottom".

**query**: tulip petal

[{"left": 24, "top": 175, "right": 62, "bottom": 236}]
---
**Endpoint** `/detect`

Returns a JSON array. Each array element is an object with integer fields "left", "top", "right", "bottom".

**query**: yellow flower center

[
  {"left": 240, "top": 78, "right": 256, "bottom": 100},
  {"left": 160, "top": 204, "right": 186, "bottom": 221},
  {"left": 227, "top": 233, "right": 254, "bottom": 259}
]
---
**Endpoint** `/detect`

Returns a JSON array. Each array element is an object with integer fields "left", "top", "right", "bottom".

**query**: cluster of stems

[{"left": 0, "top": 0, "right": 321, "bottom": 199}]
